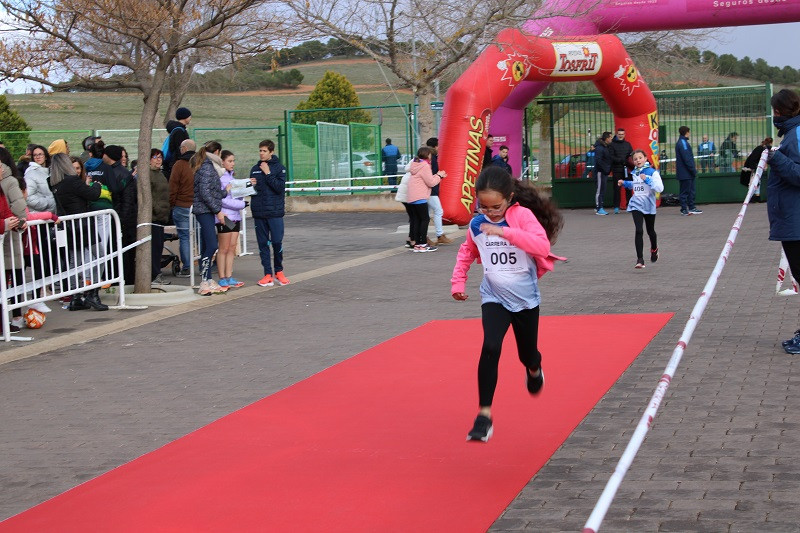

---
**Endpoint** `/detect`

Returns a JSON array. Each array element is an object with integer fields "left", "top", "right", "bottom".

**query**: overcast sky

[{"left": 699, "top": 23, "right": 800, "bottom": 69}]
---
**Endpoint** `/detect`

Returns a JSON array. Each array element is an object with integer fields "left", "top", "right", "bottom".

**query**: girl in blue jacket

[
  {"left": 618, "top": 150, "right": 664, "bottom": 269},
  {"left": 767, "top": 89, "right": 800, "bottom": 354}
]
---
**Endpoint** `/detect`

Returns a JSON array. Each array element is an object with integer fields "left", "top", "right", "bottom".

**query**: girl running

[
  {"left": 617, "top": 149, "right": 664, "bottom": 269},
  {"left": 451, "top": 166, "right": 564, "bottom": 442}
]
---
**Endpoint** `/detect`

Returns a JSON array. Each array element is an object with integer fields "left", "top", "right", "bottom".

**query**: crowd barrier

[
  {"left": 0, "top": 209, "right": 145, "bottom": 342},
  {"left": 583, "top": 150, "right": 772, "bottom": 533}
]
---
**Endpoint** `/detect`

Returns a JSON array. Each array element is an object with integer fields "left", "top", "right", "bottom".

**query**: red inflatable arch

[{"left": 438, "top": 28, "right": 658, "bottom": 226}]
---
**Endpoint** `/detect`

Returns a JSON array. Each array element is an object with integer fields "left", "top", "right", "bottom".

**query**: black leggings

[
  {"left": 478, "top": 303, "right": 541, "bottom": 407},
  {"left": 407, "top": 202, "right": 430, "bottom": 245},
  {"left": 783, "top": 242, "right": 800, "bottom": 325},
  {"left": 631, "top": 210, "right": 657, "bottom": 262}
]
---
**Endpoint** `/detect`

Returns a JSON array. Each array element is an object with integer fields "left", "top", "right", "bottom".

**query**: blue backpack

[{"left": 162, "top": 126, "right": 185, "bottom": 161}]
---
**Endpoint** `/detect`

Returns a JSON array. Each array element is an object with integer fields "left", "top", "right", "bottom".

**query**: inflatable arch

[{"left": 438, "top": 0, "right": 800, "bottom": 226}]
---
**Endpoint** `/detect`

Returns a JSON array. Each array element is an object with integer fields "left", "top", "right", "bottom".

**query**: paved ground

[{"left": 1, "top": 202, "right": 799, "bottom": 532}]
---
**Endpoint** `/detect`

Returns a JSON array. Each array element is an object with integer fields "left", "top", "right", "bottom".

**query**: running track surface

[{"left": 1, "top": 314, "right": 672, "bottom": 532}]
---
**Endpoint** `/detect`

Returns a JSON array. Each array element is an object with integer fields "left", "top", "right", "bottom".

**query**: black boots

[
  {"left": 83, "top": 289, "right": 109, "bottom": 311},
  {"left": 69, "top": 289, "right": 108, "bottom": 311}
]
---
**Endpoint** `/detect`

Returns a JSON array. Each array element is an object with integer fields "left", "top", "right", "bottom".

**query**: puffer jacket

[
  {"left": 193, "top": 156, "right": 225, "bottom": 215},
  {"left": 220, "top": 170, "right": 246, "bottom": 222},
  {"left": 23, "top": 162, "right": 56, "bottom": 213},
  {"left": 407, "top": 158, "right": 440, "bottom": 203},
  {"left": 249, "top": 155, "right": 287, "bottom": 219},
  {"left": 150, "top": 168, "right": 171, "bottom": 225},
  {"left": 767, "top": 114, "right": 800, "bottom": 241}
]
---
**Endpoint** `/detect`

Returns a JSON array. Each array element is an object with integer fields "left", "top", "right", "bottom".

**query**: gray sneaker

[{"left": 152, "top": 273, "right": 171, "bottom": 285}]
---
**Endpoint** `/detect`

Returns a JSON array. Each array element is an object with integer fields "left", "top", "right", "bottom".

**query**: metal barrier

[
  {"left": 0, "top": 209, "right": 143, "bottom": 342},
  {"left": 582, "top": 149, "right": 770, "bottom": 533}
]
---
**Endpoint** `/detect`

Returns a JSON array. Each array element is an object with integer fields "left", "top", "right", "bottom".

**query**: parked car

[
  {"left": 397, "top": 154, "right": 412, "bottom": 174},
  {"left": 336, "top": 152, "right": 380, "bottom": 177},
  {"left": 554, "top": 153, "right": 591, "bottom": 179}
]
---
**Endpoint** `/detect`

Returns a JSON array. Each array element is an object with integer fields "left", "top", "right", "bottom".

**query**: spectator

[
  {"left": 426, "top": 137, "right": 452, "bottom": 246},
  {"left": 0, "top": 147, "right": 29, "bottom": 329},
  {"left": 491, "top": 145, "right": 513, "bottom": 175},
  {"left": 675, "top": 125, "right": 702, "bottom": 216},
  {"left": 168, "top": 139, "right": 196, "bottom": 277},
  {"left": 0, "top": 186, "right": 21, "bottom": 332},
  {"left": 483, "top": 135, "right": 494, "bottom": 169},
  {"left": 593, "top": 132, "right": 613, "bottom": 215},
  {"left": 697, "top": 134, "right": 716, "bottom": 173},
  {"left": 216, "top": 150, "right": 246, "bottom": 289},
  {"left": 24, "top": 145, "right": 55, "bottom": 214},
  {"left": 381, "top": 138, "right": 401, "bottom": 186},
  {"left": 249, "top": 139, "right": 290, "bottom": 287},
  {"left": 148, "top": 149, "right": 171, "bottom": 285},
  {"left": 79, "top": 135, "right": 99, "bottom": 163},
  {"left": 102, "top": 144, "right": 138, "bottom": 284},
  {"left": 407, "top": 146, "right": 446, "bottom": 253},
  {"left": 192, "top": 141, "right": 229, "bottom": 295},
  {"left": 765, "top": 89, "right": 800, "bottom": 354},
  {"left": 50, "top": 153, "right": 107, "bottom": 311},
  {"left": 84, "top": 142, "right": 115, "bottom": 262},
  {"left": 163, "top": 107, "right": 192, "bottom": 179},
  {"left": 47, "top": 139, "right": 69, "bottom": 156},
  {"left": 719, "top": 132, "right": 739, "bottom": 172},
  {"left": 17, "top": 175, "right": 59, "bottom": 313},
  {"left": 17, "top": 143, "right": 36, "bottom": 176},
  {"left": 608, "top": 128, "right": 633, "bottom": 214},
  {"left": 120, "top": 147, "right": 130, "bottom": 169},
  {"left": 740, "top": 137, "right": 773, "bottom": 203}
]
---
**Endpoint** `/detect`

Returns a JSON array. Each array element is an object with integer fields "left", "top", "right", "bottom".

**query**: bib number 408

[{"left": 490, "top": 251, "right": 517, "bottom": 265}]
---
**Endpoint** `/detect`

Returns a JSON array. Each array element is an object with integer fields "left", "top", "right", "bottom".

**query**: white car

[{"left": 336, "top": 152, "right": 379, "bottom": 178}]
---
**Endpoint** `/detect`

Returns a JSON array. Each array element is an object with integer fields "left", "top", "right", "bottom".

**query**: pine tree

[
  {"left": 0, "top": 94, "right": 31, "bottom": 159},
  {"left": 295, "top": 71, "right": 371, "bottom": 125}
]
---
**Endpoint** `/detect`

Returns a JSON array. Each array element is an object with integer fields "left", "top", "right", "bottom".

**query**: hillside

[{"left": 5, "top": 55, "right": 786, "bottom": 133}]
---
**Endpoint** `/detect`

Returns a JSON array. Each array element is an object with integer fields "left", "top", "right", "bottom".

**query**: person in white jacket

[{"left": 24, "top": 145, "right": 55, "bottom": 213}]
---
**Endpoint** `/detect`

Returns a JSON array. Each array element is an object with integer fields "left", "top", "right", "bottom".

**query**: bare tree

[
  {"left": 286, "top": 0, "right": 562, "bottom": 144},
  {"left": 0, "top": 0, "right": 283, "bottom": 292}
]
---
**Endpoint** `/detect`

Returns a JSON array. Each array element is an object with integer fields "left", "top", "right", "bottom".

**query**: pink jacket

[
  {"left": 406, "top": 159, "right": 441, "bottom": 203},
  {"left": 24, "top": 209, "right": 59, "bottom": 255},
  {"left": 451, "top": 204, "right": 566, "bottom": 294}
]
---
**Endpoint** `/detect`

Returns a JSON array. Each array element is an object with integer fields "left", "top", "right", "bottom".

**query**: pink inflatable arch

[{"left": 438, "top": 0, "right": 800, "bottom": 225}]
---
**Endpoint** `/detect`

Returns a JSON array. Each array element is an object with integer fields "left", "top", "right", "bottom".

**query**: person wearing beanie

[
  {"left": 47, "top": 138, "right": 69, "bottom": 156},
  {"left": 163, "top": 107, "right": 192, "bottom": 179}
]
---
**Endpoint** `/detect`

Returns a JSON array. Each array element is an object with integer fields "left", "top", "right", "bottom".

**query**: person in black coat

[
  {"left": 608, "top": 128, "right": 633, "bottom": 213},
  {"left": 49, "top": 153, "right": 107, "bottom": 311},
  {"left": 249, "top": 139, "right": 289, "bottom": 286},
  {"left": 593, "top": 132, "right": 613, "bottom": 215},
  {"left": 740, "top": 137, "right": 772, "bottom": 203},
  {"left": 102, "top": 145, "right": 138, "bottom": 284}
]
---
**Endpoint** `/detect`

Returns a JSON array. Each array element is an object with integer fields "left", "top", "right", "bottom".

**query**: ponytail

[
  {"left": 476, "top": 166, "right": 564, "bottom": 244},
  {"left": 191, "top": 141, "right": 222, "bottom": 173}
]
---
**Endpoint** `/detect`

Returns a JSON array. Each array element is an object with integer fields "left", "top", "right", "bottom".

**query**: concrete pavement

[{"left": 1, "top": 203, "right": 799, "bottom": 532}]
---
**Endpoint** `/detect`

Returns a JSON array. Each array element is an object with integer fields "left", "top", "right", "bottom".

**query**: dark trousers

[
  {"left": 195, "top": 213, "right": 218, "bottom": 281},
  {"left": 612, "top": 170, "right": 631, "bottom": 209},
  {"left": 783, "top": 240, "right": 800, "bottom": 290},
  {"left": 150, "top": 224, "right": 164, "bottom": 280},
  {"left": 678, "top": 178, "right": 696, "bottom": 211},
  {"left": 478, "top": 303, "right": 542, "bottom": 407},
  {"left": 631, "top": 211, "right": 657, "bottom": 262},
  {"left": 407, "top": 202, "right": 429, "bottom": 245},
  {"left": 254, "top": 217, "right": 285, "bottom": 275}
]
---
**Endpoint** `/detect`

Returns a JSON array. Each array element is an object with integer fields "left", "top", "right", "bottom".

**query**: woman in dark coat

[
  {"left": 766, "top": 89, "right": 800, "bottom": 353},
  {"left": 50, "top": 153, "right": 106, "bottom": 311}
]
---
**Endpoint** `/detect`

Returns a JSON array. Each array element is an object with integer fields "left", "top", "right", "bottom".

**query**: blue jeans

[
  {"left": 427, "top": 195, "right": 444, "bottom": 236},
  {"left": 195, "top": 213, "right": 218, "bottom": 281},
  {"left": 171, "top": 206, "right": 191, "bottom": 270},
  {"left": 254, "top": 217, "right": 284, "bottom": 275}
]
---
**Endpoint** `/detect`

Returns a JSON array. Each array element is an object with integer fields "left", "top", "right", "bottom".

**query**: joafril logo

[{"left": 557, "top": 53, "right": 599, "bottom": 73}]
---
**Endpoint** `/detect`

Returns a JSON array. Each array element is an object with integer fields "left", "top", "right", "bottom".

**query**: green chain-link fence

[{"left": 0, "top": 129, "right": 92, "bottom": 160}]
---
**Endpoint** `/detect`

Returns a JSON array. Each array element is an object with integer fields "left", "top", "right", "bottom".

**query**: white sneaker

[
  {"left": 11, "top": 317, "right": 24, "bottom": 328},
  {"left": 29, "top": 301, "right": 52, "bottom": 313}
]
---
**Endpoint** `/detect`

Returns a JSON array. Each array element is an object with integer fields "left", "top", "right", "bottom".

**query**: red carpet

[{"left": 2, "top": 313, "right": 671, "bottom": 532}]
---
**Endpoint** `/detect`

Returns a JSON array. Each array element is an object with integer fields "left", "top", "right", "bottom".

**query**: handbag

[{"left": 394, "top": 172, "right": 411, "bottom": 203}]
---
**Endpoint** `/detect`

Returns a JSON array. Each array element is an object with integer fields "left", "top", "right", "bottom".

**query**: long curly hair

[{"left": 476, "top": 166, "right": 564, "bottom": 244}]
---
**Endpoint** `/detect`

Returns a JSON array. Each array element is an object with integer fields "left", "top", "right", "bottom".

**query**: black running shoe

[
  {"left": 650, "top": 248, "right": 659, "bottom": 263},
  {"left": 782, "top": 330, "right": 800, "bottom": 348},
  {"left": 466, "top": 415, "right": 493, "bottom": 442},
  {"left": 526, "top": 367, "right": 544, "bottom": 395}
]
